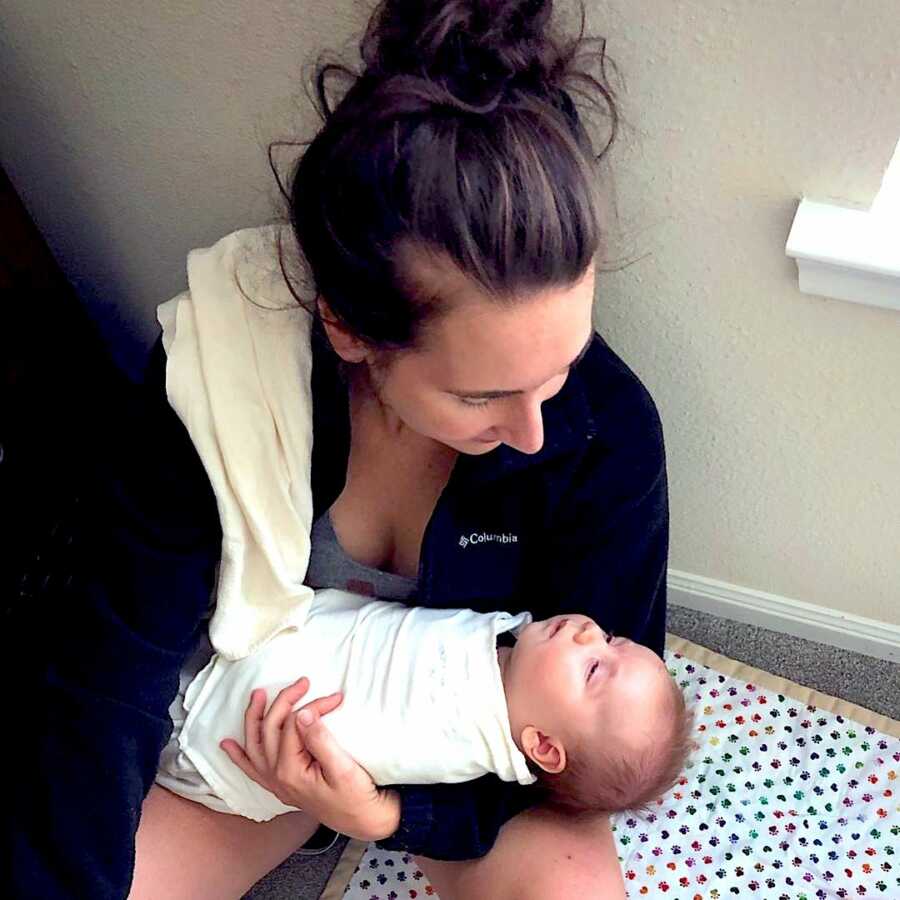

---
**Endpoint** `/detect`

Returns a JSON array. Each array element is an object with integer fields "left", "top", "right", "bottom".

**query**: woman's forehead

[{"left": 413, "top": 276, "right": 596, "bottom": 390}]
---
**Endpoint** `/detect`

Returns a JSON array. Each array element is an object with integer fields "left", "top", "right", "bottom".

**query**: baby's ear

[{"left": 520, "top": 726, "right": 567, "bottom": 774}]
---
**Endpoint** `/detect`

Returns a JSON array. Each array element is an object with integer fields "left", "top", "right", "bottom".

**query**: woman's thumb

[{"left": 296, "top": 711, "right": 353, "bottom": 776}]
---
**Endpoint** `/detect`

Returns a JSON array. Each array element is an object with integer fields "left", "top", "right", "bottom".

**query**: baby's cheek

[{"left": 533, "top": 657, "right": 569, "bottom": 704}]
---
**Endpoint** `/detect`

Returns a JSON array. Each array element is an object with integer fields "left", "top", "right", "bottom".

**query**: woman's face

[{"left": 367, "top": 265, "right": 596, "bottom": 456}]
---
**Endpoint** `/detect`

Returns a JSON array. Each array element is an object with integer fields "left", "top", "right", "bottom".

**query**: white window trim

[{"left": 785, "top": 140, "right": 900, "bottom": 313}]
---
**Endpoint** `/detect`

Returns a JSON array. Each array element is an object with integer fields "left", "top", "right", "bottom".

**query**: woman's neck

[
  {"left": 347, "top": 369, "right": 406, "bottom": 438},
  {"left": 347, "top": 367, "right": 457, "bottom": 468}
]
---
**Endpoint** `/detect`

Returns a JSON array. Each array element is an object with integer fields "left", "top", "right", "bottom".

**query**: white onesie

[{"left": 156, "top": 589, "right": 535, "bottom": 821}]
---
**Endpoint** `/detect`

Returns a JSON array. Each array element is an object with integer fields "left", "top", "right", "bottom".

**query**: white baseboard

[{"left": 668, "top": 569, "right": 900, "bottom": 664}]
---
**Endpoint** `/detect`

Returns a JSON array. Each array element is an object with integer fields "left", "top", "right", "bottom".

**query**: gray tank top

[{"left": 305, "top": 511, "right": 418, "bottom": 602}]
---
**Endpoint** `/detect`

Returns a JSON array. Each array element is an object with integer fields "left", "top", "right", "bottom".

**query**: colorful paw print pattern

[
  {"left": 338, "top": 648, "right": 900, "bottom": 900},
  {"left": 339, "top": 848, "right": 435, "bottom": 900},
  {"left": 616, "top": 651, "right": 900, "bottom": 899}
]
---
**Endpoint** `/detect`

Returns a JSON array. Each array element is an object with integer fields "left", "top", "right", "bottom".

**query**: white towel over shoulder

[{"left": 156, "top": 226, "right": 315, "bottom": 659}]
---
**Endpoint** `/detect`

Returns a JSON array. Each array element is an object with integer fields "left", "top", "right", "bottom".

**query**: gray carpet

[
  {"left": 245, "top": 604, "right": 900, "bottom": 899},
  {"left": 244, "top": 838, "right": 349, "bottom": 900},
  {"left": 667, "top": 605, "right": 900, "bottom": 721}
]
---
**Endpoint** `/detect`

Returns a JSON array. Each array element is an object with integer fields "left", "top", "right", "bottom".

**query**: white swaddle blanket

[
  {"left": 157, "top": 589, "right": 536, "bottom": 821},
  {"left": 156, "top": 225, "right": 315, "bottom": 659}
]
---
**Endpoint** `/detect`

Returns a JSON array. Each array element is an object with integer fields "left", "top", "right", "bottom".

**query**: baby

[{"left": 157, "top": 589, "right": 692, "bottom": 821}]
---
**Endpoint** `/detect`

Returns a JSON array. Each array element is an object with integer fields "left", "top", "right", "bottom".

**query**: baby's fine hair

[{"left": 537, "top": 678, "right": 695, "bottom": 816}]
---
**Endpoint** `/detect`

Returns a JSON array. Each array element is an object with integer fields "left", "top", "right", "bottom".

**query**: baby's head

[{"left": 500, "top": 614, "right": 693, "bottom": 815}]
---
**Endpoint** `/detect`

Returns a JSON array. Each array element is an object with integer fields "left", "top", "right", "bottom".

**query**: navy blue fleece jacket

[{"left": 10, "top": 325, "right": 668, "bottom": 897}]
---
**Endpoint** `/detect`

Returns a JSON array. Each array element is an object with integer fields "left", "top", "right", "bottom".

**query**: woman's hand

[{"left": 220, "top": 677, "right": 401, "bottom": 842}]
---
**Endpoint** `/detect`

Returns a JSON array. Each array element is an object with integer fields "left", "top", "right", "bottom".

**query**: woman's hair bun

[
  {"left": 361, "top": 0, "right": 564, "bottom": 109},
  {"left": 277, "top": 0, "right": 618, "bottom": 349}
]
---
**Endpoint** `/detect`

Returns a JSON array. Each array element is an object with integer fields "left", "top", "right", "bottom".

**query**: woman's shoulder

[
  {"left": 182, "top": 224, "right": 292, "bottom": 291},
  {"left": 530, "top": 336, "right": 667, "bottom": 519},
  {"left": 190, "top": 223, "right": 285, "bottom": 261},
  {"left": 483, "top": 333, "right": 664, "bottom": 486},
  {"left": 576, "top": 334, "right": 664, "bottom": 444}
]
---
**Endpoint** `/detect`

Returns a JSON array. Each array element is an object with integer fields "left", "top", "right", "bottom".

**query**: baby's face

[{"left": 503, "top": 614, "right": 672, "bottom": 759}]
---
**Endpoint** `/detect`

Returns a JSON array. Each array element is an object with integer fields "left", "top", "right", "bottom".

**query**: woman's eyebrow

[{"left": 452, "top": 333, "right": 594, "bottom": 399}]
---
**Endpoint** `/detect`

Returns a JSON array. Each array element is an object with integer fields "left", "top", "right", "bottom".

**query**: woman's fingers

[
  {"left": 261, "top": 677, "right": 310, "bottom": 763},
  {"left": 297, "top": 690, "right": 343, "bottom": 719},
  {"left": 290, "top": 692, "right": 341, "bottom": 768},
  {"left": 219, "top": 738, "right": 258, "bottom": 781},
  {"left": 295, "top": 708, "right": 356, "bottom": 783},
  {"left": 242, "top": 688, "right": 269, "bottom": 769},
  {"left": 272, "top": 704, "right": 317, "bottom": 785},
  {"left": 222, "top": 680, "right": 343, "bottom": 807}
]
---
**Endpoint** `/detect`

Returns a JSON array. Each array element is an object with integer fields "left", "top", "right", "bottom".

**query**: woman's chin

[{"left": 459, "top": 438, "right": 502, "bottom": 455}]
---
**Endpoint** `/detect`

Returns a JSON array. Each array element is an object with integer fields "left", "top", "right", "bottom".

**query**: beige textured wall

[
  {"left": 1, "top": 1, "right": 898, "bottom": 622},
  {"left": 0, "top": 0, "right": 368, "bottom": 368},
  {"left": 589, "top": 1, "right": 900, "bottom": 624}
]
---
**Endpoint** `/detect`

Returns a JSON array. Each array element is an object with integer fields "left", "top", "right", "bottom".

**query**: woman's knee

[
  {"left": 416, "top": 807, "right": 624, "bottom": 900},
  {"left": 129, "top": 785, "right": 319, "bottom": 900}
]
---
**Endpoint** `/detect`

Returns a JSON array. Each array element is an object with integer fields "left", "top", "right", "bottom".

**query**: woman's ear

[
  {"left": 520, "top": 726, "right": 567, "bottom": 774},
  {"left": 317, "top": 296, "right": 370, "bottom": 364}
]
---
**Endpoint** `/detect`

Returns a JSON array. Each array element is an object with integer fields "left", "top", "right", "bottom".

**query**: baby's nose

[{"left": 573, "top": 621, "right": 600, "bottom": 644}]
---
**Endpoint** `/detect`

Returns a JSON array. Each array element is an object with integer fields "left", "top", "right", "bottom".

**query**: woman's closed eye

[
  {"left": 457, "top": 395, "right": 495, "bottom": 408},
  {"left": 454, "top": 369, "right": 570, "bottom": 409}
]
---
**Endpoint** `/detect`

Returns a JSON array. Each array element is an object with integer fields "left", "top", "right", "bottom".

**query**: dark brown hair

[
  {"left": 272, "top": 0, "right": 619, "bottom": 350},
  {"left": 537, "top": 678, "right": 695, "bottom": 817}
]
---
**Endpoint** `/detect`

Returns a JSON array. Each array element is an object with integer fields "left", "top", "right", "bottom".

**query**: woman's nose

[{"left": 498, "top": 395, "right": 545, "bottom": 455}]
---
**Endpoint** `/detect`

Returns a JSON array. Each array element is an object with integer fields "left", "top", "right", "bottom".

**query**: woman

[{"left": 13, "top": 2, "right": 668, "bottom": 898}]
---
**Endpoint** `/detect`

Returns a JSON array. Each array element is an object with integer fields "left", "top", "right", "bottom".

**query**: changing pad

[{"left": 324, "top": 634, "right": 900, "bottom": 900}]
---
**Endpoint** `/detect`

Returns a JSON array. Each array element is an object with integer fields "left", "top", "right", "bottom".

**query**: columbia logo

[{"left": 458, "top": 531, "right": 518, "bottom": 548}]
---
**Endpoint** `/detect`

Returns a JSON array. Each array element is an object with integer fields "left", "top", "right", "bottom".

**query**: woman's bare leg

[
  {"left": 128, "top": 785, "right": 319, "bottom": 900},
  {"left": 417, "top": 806, "right": 625, "bottom": 900}
]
